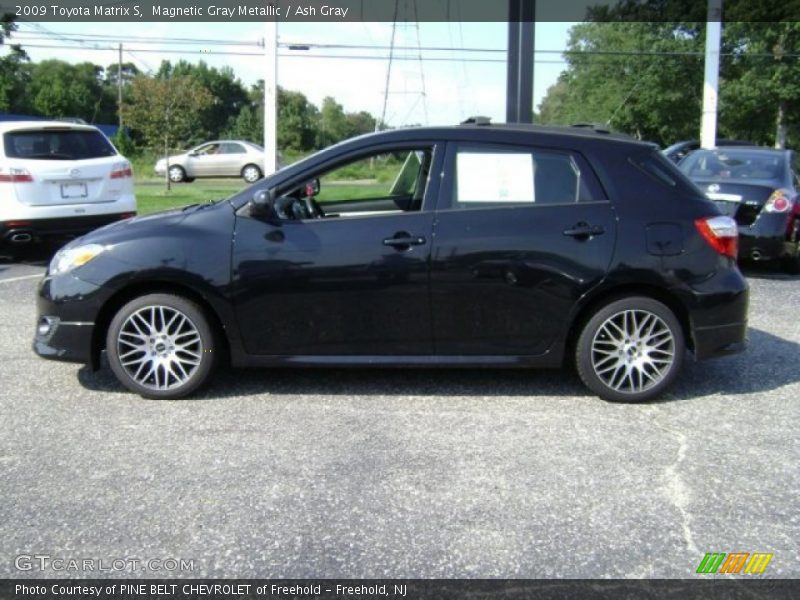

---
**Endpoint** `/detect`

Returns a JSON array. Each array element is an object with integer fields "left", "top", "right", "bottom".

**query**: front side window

[
  {"left": 449, "top": 146, "right": 597, "bottom": 209},
  {"left": 272, "top": 147, "right": 434, "bottom": 220}
]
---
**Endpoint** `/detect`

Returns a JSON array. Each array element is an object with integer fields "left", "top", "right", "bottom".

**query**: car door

[
  {"left": 186, "top": 143, "right": 220, "bottom": 177},
  {"left": 218, "top": 142, "right": 247, "bottom": 177},
  {"left": 231, "top": 143, "right": 442, "bottom": 356},
  {"left": 429, "top": 142, "right": 617, "bottom": 356}
]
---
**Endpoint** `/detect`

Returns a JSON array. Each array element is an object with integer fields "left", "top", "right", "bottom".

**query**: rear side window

[
  {"left": 4, "top": 129, "right": 117, "bottom": 160},
  {"left": 446, "top": 144, "right": 602, "bottom": 210}
]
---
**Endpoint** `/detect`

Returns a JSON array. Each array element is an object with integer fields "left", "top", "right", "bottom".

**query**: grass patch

[{"left": 135, "top": 180, "right": 246, "bottom": 214}]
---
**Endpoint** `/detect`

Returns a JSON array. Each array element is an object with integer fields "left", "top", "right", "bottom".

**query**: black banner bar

[
  {"left": 1, "top": 0, "right": 798, "bottom": 23},
  {"left": 2, "top": 579, "right": 799, "bottom": 600}
]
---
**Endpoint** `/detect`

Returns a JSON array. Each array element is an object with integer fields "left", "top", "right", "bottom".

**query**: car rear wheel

[
  {"left": 242, "top": 164, "right": 262, "bottom": 183},
  {"left": 168, "top": 165, "right": 186, "bottom": 183},
  {"left": 106, "top": 293, "right": 218, "bottom": 399},
  {"left": 576, "top": 297, "right": 684, "bottom": 403}
]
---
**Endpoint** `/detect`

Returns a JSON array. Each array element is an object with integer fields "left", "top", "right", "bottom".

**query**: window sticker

[{"left": 457, "top": 152, "right": 534, "bottom": 203}]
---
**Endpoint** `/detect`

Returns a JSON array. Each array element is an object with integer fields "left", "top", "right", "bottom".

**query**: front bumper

[{"left": 32, "top": 274, "right": 105, "bottom": 367}]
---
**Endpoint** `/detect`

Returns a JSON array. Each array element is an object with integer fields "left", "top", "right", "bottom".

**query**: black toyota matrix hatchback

[{"left": 34, "top": 122, "right": 749, "bottom": 402}]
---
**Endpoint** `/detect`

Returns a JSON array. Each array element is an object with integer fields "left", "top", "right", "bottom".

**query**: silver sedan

[{"left": 154, "top": 140, "right": 269, "bottom": 184}]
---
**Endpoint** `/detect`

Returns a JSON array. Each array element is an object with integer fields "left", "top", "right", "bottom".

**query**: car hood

[{"left": 63, "top": 201, "right": 226, "bottom": 248}]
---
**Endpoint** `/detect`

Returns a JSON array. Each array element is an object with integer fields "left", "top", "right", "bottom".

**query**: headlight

[{"left": 49, "top": 243, "right": 107, "bottom": 275}]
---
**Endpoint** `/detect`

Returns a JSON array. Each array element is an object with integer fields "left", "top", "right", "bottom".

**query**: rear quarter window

[
  {"left": 630, "top": 150, "right": 700, "bottom": 194},
  {"left": 4, "top": 129, "right": 117, "bottom": 160}
]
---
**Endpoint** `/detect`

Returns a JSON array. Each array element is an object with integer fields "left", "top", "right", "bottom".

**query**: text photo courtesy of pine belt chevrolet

[
  {"left": 33, "top": 122, "right": 749, "bottom": 403},
  {"left": 0, "top": 121, "right": 136, "bottom": 250}
]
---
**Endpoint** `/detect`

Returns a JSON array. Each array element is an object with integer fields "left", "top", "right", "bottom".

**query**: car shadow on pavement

[
  {"left": 77, "top": 327, "right": 798, "bottom": 402},
  {"left": 664, "top": 327, "right": 800, "bottom": 401}
]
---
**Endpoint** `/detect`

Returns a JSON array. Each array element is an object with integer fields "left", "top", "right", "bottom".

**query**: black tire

[
  {"left": 168, "top": 165, "right": 186, "bottom": 183},
  {"left": 106, "top": 293, "right": 218, "bottom": 399},
  {"left": 575, "top": 297, "right": 685, "bottom": 403},
  {"left": 241, "top": 164, "right": 262, "bottom": 183}
]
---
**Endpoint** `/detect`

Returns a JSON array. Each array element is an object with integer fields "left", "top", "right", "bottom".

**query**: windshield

[
  {"left": 680, "top": 149, "right": 783, "bottom": 180},
  {"left": 4, "top": 129, "right": 117, "bottom": 160}
]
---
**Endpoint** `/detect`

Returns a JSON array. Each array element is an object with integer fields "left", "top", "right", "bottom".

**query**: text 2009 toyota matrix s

[{"left": 34, "top": 121, "right": 749, "bottom": 402}]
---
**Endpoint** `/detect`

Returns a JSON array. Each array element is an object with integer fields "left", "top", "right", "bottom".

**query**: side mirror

[
  {"left": 249, "top": 188, "right": 276, "bottom": 218},
  {"left": 188, "top": 151, "right": 198, "bottom": 157}
]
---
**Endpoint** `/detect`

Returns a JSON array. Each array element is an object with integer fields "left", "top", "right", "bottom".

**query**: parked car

[
  {"left": 662, "top": 139, "right": 752, "bottom": 163},
  {"left": 154, "top": 140, "right": 275, "bottom": 184},
  {"left": 34, "top": 122, "right": 748, "bottom": 402},
  {"left": 0, "top": 121, "right": 135, "bottom": 250},
  {"left": 678, "top": 147, "right": 800, "bottom": 273}
]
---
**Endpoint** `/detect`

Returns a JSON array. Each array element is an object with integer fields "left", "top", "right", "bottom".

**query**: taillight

[
  {"left": 764, "top": 189, "right": 794, "bottom": 213},
  {"left": 0, "top": 167, "right": 33, "bottom": 183},
  {"left": 695, "top": 216, "right": 738, "bottom": 259},
  {"left": 110, "top": 161, "right": 133, "bottom": 179},
  {"left": 118, "top": 212, "right": 136, "bottom": 220}
]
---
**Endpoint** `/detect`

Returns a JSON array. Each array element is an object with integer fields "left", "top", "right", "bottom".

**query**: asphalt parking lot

[{"left": 0, "top": 250, "right": 797, "bottom": 579}]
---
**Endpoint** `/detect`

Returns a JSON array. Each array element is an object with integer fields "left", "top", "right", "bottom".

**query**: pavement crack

[{"left": 641, "top": 409, "right": 699, "bottom": 556}]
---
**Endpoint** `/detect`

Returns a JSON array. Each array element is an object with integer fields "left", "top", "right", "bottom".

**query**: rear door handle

[{"left": 563, "top": 222, "right": 605, "bottom": 238}]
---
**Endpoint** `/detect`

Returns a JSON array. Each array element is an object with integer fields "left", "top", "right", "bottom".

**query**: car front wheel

[
  {"left": 168, "top": 165, "right": 186, "bottom": 183},
  {"left": 242, "top": 164, "right": 262, "bottom": 183},
  {"left": 576, "top": 297, "right": 685, "bottom": 403},
  {"left": 106, "top": 293, "right": 217, "bottom": 399}
]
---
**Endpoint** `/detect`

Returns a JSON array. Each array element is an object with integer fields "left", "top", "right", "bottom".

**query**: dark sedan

[{"left": 679, "top": 147, "right": 800, "bottom": 273}]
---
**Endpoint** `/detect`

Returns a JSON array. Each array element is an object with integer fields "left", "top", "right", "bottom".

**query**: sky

[{"left": 4, "top": 21, "right": 576, "bottom": 126}]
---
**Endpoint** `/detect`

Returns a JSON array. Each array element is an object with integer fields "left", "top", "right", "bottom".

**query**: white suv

[{"left": 0, "top": 121, "right": 136, "bottom": 251}]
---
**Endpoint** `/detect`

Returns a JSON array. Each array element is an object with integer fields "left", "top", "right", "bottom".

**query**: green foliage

[
  {"left": 538, "top": 19, "right": 800, "bottom": 147},
  {"left": 111, "top": 129, "right": 136, "bottom": 157},
  {"left": 27, "top": 60, "right": 115, "bottom": 123},
  {"left": 156, "top": 60, "right": 249, "bottom": 144},
  {"left": 122, "top": 74, "right": 213, "bottom": 154}
]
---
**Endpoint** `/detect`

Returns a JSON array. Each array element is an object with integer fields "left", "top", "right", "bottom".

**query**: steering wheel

[{"left": 302, "top": 196, "right": 325, "bottom": 219}]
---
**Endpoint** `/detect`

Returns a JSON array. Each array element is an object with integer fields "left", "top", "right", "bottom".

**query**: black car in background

[
  {"left": 33, "top": 123, "right": 748, "bottom": 403},
  {"left": 679, "top": 147, "right": 800, "bottom": 273},
  {"left": 662, "top": 139, "right": 752, "bottom": 163}
]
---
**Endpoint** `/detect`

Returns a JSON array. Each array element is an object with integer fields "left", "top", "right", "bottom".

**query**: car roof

[
  {"left": 0, "top": 120, "right": 103, "bottom": 133},
  {"left": 347, "top": 122, "right": 653, "bottom": 150}
]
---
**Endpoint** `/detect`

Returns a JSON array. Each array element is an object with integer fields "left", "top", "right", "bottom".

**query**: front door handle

[
  {"left": 563, "top": 222, "right": 605, "bottom": 239},
  {"left": 383, "top": 232, "right": 426, "bottom": 249}
]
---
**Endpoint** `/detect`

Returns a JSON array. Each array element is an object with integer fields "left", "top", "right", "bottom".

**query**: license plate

[{"left": 61, "top": 183, "right": 88, "bottom": 199}]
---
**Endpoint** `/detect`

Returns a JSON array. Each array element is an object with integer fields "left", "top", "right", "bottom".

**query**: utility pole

[
  {"left": 700, "top": 0, "right": 722, "bottom": 149},
  {"left": 118, "top": 43, "right": 123, "bottom": 130},
  {"left": 263, "top": 21, "right": 278, "bottom": 176},
  {"left": 506, "top": 0, "right": 535, "bottom": 123}
]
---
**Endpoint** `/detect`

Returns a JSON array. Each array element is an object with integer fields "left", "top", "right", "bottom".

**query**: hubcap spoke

[
  {"left": 590, "top": 308, "right": 675, "bottom": 396},
  {"left": 117, "top": 304, "right": 204, "bottom": 391}
]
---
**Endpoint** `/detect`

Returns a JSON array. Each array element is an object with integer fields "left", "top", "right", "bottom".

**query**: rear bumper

[
  {"left": 737, "top": 212, "right": 798, "bottom": 262},
  {"left": 692, "top": 322, "right": 748, "bottom": 360},
  {"left": 1, "top": 213, "right": 135, "bottom": 245}
]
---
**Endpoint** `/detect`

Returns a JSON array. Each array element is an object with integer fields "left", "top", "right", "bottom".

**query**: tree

[
  {"left": 156, "top": 60, "right": 249, "bottom": 142},
  {"left": 27, "top": 60, "right": 113, "bottom": 122},
  {"left": 537, "top": 21, "right": 705, "bottom": 145},
  {"left": 0, "top": 13, "right": 28, "bottom": 113},
  {"left": 122, "top": 75, "right": 212, "bottom": 189}
]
